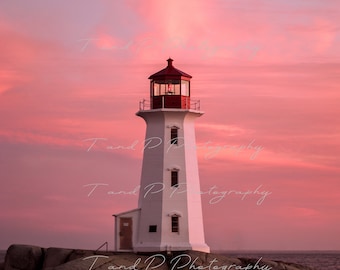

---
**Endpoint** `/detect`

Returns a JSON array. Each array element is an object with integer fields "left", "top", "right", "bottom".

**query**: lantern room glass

[
  {"left": 181, "top": 80, "right": 189, "bottom": 96},
  {"left": 151, "top": 80, "right": 190, "bottom": 97}
]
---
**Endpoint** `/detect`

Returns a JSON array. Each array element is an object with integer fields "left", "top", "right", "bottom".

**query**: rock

[
  {"left": 49, "top": 253, "right": 169, "bottom": 270},
  {"left": 172, "top": 250, "right": 244, "bottom": 269},
  {"left": 66, "top": 249, "right": 97, "bottom": 262},
  {"left": 42, "top": 247, "right": 73, "bottom": 269},
  {"left": 4, "top": 244, "right": 43, "bottom": 270},
  {"left": 2, "top": 244, "right": 315, "bottom": 270},
  {"left": 181, "top": 251, "right": 315, "bottom": 270}
]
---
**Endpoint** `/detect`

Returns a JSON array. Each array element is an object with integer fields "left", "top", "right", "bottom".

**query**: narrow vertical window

[
  {"left": 171, "top": 216, "right": 179, "bottom": 233},
  {"left": 171, "top": 171, "right": 178, "bottom": 187},
  {"left": 170, "top": 128, "right": 178, "bottom": 145}
]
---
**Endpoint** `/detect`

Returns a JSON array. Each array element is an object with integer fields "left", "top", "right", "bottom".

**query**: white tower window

[
  {"left": 171, "top": 170, "right": 179, "bottom": 187},
  {"left": 171, "top": 215, "right": 179, "bottom": 233},
  {"left": 149, "top": 225, "right": 157, "bottom": 232},
  {"left": 170, "top": 127, "right": 179, "bottom": 145}
]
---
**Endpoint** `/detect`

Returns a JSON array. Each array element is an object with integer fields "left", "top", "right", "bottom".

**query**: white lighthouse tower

[{"left": 114, "top": 59, "right": 209, "bottom": 253}]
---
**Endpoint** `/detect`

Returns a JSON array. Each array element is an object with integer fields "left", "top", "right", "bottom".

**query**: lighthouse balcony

[{"left": 139, "top": 96, "right": 201, "bottom": 111}]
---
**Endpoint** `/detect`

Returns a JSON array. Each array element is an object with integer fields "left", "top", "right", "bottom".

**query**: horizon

[{"left": 1, "top": 0, "right": 340, "bottom": 251}]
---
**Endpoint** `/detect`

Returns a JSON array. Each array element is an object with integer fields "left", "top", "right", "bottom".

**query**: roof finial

[{"left": 167, "top": 58, "right": 173, "bottom": 67}]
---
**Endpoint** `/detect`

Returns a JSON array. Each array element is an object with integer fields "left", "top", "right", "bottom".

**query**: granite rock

[
  {"left": 4, "top": 245, "right": 43, "bottom": 270},
  {"left": 42, "top": 247, "right": 73, "bottom": 269},
  {"left": 3, "top": 244, "right": 315, "bottom": 270},
  {"left": 49, "top": 253, "right": 169, "bottom": 270}
]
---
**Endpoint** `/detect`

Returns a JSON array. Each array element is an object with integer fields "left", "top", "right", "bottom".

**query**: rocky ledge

[{"left": 1, "top": 244, "right": 314, "bottom": 270}]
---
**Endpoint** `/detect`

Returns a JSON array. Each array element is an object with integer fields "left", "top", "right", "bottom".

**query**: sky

[{"left": 0, "top": 0, "right": 340, "bottom": 251}]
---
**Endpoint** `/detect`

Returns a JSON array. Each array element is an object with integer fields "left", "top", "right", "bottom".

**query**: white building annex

[{"left": 113, "top": 59, "right": 210, "bottom": 253}]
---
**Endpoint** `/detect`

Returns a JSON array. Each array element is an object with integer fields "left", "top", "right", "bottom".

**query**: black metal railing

[
  {"left": 139, "top": 97, "right": 200, "bottom": 111},
  {"left": 95, "top": 241, "right": 108, "bottom": 252}
]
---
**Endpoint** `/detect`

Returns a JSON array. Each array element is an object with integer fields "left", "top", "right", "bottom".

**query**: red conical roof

[{"left": 148, "top": 58, "right": 192, "bottom": 80}]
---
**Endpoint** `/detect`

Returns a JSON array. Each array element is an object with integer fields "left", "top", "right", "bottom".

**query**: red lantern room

[{"left": 148, "top": 58, "right": 192, "bottom": 109}]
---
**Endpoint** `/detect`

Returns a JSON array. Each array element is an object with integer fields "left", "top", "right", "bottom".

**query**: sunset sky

[{"left": 1, "top": 0, "right": 340, "bottom": 251}]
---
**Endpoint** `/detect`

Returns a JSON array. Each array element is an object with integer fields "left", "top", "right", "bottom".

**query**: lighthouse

[{"left": 113, "top": 59, "right": 210, "bottom": 253}]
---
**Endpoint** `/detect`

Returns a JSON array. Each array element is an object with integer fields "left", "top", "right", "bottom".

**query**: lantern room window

[
  {"left": 151, "top": 80, "right": 189, "bottom": 96},
  {"left": 181, "top": 80, "right": 190, "bottom": 96}
]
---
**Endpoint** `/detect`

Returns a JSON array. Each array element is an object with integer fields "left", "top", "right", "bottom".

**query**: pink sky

[{"left": 1, "top": 0, "right": 340, "bottom": 251}]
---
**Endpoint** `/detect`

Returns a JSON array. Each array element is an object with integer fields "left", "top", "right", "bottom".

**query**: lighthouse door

[{"left": 119, "top": 217, "right": 133, "bottom": 250}]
